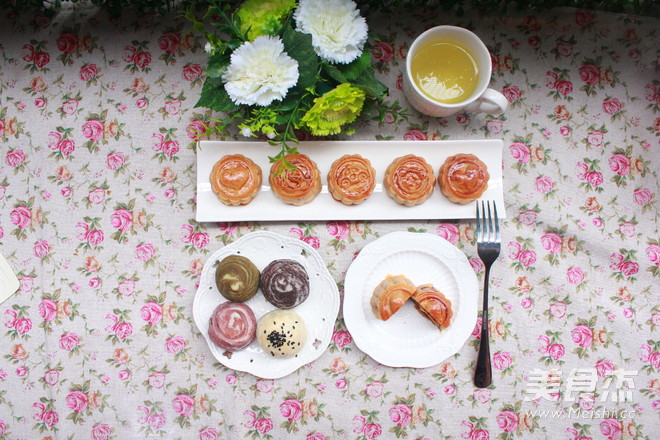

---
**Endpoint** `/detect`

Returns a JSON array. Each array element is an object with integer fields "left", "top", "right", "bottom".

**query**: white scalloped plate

[
  {"left": 343, "top": 232, "right": 478, "bottom": 368},
  {"left": 193, "top": 231, "right": 340, "bottom": 379},
  {"left": 0, "top": 253, "right": 20, "bottom": 305}
]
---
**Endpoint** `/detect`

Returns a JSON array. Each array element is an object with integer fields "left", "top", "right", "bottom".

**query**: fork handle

[{"left": 474, "top": 265, "right": 492, "bottom": 388}]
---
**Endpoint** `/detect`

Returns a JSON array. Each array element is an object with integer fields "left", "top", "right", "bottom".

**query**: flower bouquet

[{"left": 188, "top": 0, "right": 388, "bottom": 167}]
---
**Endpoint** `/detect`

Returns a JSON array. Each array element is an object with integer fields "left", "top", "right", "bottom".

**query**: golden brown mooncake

[
  {"left": 370, "top": 275, "right": 416, "bottom": 321},
  {"left": 269, "top": 154, "right": 322, "bottom": 205},
  {"left": 327, "top": 154, "right": 376, "bottom": 205},
  {"left": 384, "top": 154, "right": 435, "bottom": 206},
  {"left": 411, "top": 284, "right": 454, "bottom": 330},
  {"left": 210, "top": 154, "right": 262, "bottom": 206},
  {"left": 438, "top": 153, "right": 489, "bottom": 205}
]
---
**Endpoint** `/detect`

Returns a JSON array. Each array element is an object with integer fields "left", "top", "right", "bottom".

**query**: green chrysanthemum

[
  {"left": 236, "top": 0, "right": 296, "bottom": 41},
  {"left": 301, "top": 84, "right": 366, "bottom": 136}
]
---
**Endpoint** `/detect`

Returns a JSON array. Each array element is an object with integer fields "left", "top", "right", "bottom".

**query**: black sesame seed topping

[{"left": 266, "top": 330, "right": 287, "bottom": 348}]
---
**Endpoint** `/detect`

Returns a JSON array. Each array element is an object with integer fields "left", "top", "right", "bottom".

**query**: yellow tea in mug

[{"left": 411, "top": 39, "right": 479, "bottom": 104}]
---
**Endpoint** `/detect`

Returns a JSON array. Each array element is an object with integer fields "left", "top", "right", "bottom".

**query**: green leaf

[
  {"left": 351, "top": 68, "right": 388, "bottom": 98},
  {"left": 315, "top": 80, "right": 334, "bottom": 96},
  {"left": 337, "top": 50, "right": 371, "bottom": 80},
  {"left": 277, "top": 92, "right": 306, "bottom": 113},
  {"left": 205, "top": 52, "right": 230, "bottom": 79},
  {"left": 281, "top": 25, "right": 318, "bottom": 94},
  {"left": 227, "top": 38, "right": 244, "bottom": 51},
  {"left": 274, "top": 109, "right": 301, "bottom": 126},
  {"left": 195, "top": 77, "right": 238, "bottom": 113},
  {"left": 321, "top": 62, "right": 348, "bottom": 84}
]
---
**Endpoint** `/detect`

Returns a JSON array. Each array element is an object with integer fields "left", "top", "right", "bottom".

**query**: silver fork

[{"left": 474, "top": 200, "right": 501, "bottom": 388}]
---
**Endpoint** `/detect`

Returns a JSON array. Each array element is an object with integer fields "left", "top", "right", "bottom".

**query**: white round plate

[
  {"left": 193, "top": 230, "right": 339, "bottom": 379},
  {"left": 343, "top": 231, "right": 478, "bottom": 368}
]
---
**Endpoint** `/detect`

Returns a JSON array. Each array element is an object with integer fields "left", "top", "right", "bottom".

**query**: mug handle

[{"left": 466, "top": 88, "right": 508, "bottom": 115}]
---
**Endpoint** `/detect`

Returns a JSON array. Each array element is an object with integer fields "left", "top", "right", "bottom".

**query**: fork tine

[
  {"left": 486, "top": 201, "right": 493, "bottom": 242},
  {"left": 476, "top": 201, "right": 482, "bottom": 240},
  {"left": 492, "top": 201, "right": 500, "bottom": 243},
  {"left": 482, "top": 200, "right": 488, "bottom": 241},
  {"left": 484, "top": 200, "right": 489, "bottom": 239}
]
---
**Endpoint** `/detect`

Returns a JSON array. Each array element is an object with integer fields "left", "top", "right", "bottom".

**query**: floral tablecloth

[{"left": 0, "top": 4, "right": 659, "bottom": 440}]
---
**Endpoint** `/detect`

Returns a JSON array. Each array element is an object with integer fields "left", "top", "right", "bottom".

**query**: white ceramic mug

[{"left": 403, "top": 25, "right": 508, "bottom": 117}]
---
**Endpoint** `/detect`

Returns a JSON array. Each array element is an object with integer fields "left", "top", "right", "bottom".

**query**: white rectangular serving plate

[{"left": 196, "top": 139, "right": 505, "bottom": 222}]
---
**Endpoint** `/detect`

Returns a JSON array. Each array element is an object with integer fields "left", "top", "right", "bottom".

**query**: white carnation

[
  {"left": 294, "top": 0, "right": 368, "bottom": 64},
  {"left": 222, "top": 36, "right": 299, "bottom": 106}
]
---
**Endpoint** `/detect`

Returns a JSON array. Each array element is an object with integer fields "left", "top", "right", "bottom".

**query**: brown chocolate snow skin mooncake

[{"left": 260, "top": 259, "right": 310, "bottom": 309}]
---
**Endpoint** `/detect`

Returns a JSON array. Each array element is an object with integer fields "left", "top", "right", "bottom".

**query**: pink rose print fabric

[{"left": 0, "top": 4, "right": 657, "bottom": 440}]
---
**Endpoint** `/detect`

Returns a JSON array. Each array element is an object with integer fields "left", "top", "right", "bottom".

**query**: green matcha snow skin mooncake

[{"left": 215, "top": 255, "right": 260, "bottom": 302}]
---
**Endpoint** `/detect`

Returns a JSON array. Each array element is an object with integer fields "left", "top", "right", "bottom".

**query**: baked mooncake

[
  {"left": 269, "top": 154, "right": 322, "bottom": 205},
  {"left": 327, "top": 154, "right": 376, "bottom": 205},
  {"left": 411, "top": 284, "right": 454, "bottom": 330},
  {"left": 384, "top": 154, "right": 435, "bottom": 206},
  {"left": 438, "top": 153, "right": 489, "bottom": 204},
  {"left": 370, "top": 275, "right": 417, "bottom": 321},
  {"left": 208, "top": 301, "right": 257, "bottom": 353},
  {"left": 210, "top": 154, "right": 262, "bottom": 206},
  {"left": 215, "top": 255, "right": 260, "bottom": 302},
  {"left": 257, "top": 309, "right": 307, "bottom": 358},
  {"left": 260, "top": 259, "right": 310, "bottom": 309}
]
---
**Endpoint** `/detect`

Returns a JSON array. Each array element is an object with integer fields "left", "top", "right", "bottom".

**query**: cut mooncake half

[
  {"left": 411, "top": 284, "right": 453, "bottom": 330},
  {"left": 370, "top": 275, "right": 416, "bottom": 321}
]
